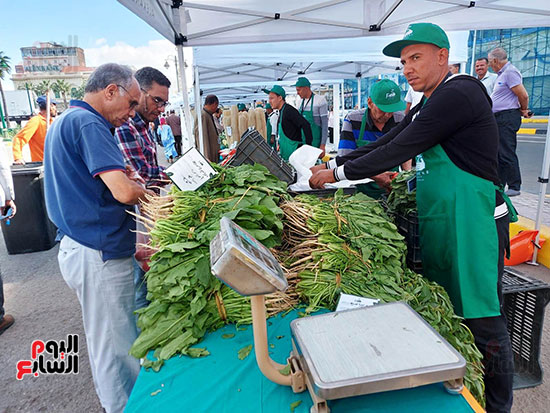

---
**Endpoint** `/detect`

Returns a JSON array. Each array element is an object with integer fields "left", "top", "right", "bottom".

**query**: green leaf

[
  {"left": 222, "top": 333, "right": 235, "bottom": 339},
  {"left": 238, "top": 344, "right": 253, "bottom": 360},
  {"left": 279, "top": 364, "right": 291, "bottom": 376},
  {"left": 290, "top": 400, "right": 302, "bottom": 412}
]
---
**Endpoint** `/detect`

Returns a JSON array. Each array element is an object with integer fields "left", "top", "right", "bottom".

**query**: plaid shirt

[{"left": 114, "top": 112, "right": 168, "bottom": 188}]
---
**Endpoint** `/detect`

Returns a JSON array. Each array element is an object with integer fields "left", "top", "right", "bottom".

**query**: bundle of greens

[
  {"left": 280, "top": 192, "right": 485, "bottom": 405},
  {"left": 130, "top": 164, "right": 298, "bottom": 370},
  {"left": 386, "top": 169, "right": 417, "bottom": 215}
]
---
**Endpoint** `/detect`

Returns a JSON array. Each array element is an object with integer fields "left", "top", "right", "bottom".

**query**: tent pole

[
  {"left": 531, "top": 110, "right": 550, "bottom": 264},
  {"left": 176, "top": 44, "right": 193, "bottom": 149},
  {"left": 357, "top": 76, "right": 362, "bottom": 109},
  {"left": 194, "top": 64, "right": 205, "bottom": 156},
  {"left": 469, "top": 30, "right": 477, "bottom": 75},
  {"left": 333, "top": 83, "right": 341, "bottom": 152}
]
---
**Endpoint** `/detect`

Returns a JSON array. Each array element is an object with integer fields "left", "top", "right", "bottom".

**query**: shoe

[
  {"left": 505, "top": 189, "right": 521, "bottom": 197},
  {"left": 0, "top": 314, "right": 14, "bottom": 335}
]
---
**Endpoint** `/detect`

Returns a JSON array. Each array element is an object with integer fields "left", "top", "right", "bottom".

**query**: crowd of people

[{"left": 0, "top": 21, "right": 535, "bottom": 413}]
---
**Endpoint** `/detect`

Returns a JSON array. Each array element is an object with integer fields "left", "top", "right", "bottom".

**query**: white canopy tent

[{"left": 118, "top": 0, "right": 550, "bottom": 259}]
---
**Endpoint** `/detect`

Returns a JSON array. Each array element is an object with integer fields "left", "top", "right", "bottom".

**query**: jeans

[
  {"left": 58, "top": 236, "right": 140, "bottom": 413},
  {"left": 464, "top": 213, "right": 514, "bottom": 413},
  {"left": 133, "top": 258, "right": 149, "bottom": 313},
  {"left": 495, "top": 109, "right": 522, "bottom": 191},
  {"left": 0, "top": 269, "right": 5, "bottom": 321}
]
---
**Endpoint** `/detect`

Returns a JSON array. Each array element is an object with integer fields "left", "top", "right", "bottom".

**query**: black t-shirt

[
  {"left": 278, "top": 103, "right": 313, "bottom": 145},
  {"left": 337, "top": 74, "right": 500, "bottom": 186}
]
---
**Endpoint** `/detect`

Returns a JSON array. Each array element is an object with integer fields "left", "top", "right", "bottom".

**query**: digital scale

[{"left": 210, "top": 218, "right": 466, "bottom": 413}]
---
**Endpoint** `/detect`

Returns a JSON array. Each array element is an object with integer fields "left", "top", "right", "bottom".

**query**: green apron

[
  {"left": 355, "top": 109, "right": 399, "bottom": 199},
  {"left": 300, "top": 95, "right": 322, "bottom": 148},
  {"left": 416, "top": 144, "right": 501, "bottom": 319},
  {"left": 266, "top": 113, "right": 277, "bottom": 149},
  {"left": 278, "top": 104, "right": 302, "bottom": 161}
]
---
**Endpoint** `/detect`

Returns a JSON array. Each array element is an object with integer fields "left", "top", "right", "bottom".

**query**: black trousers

[
  {"left": 464, "top": 213, "right": 514, "bottom": 413},
  {"left": 174, "top": 135, "right": 182, "bottom": 156},
  {"left": 495, "top": 109, "right": 522, "bottom": 191},
  {"left": 328, "top": 127, "right": 334, "bottom": 144},
  {"left": 0, "top": 270, "right": 5, "bottom": 321}
]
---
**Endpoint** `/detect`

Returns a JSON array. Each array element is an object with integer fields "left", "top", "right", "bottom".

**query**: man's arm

[
  {"left": 99, "top": 170, "right": 152, "bottom": 205},
  {"left": 511, "top": 84, "right": 531, "bottom": 117},
  {"left": 12, "top": 116, "right": 40, "bottom": 162},
  {"left": 335, "top": 86, "right": 473, "bottom": 181}
]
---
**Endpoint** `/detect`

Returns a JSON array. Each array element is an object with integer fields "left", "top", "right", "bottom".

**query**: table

[{"left": 126, "top": 310, "right": 483, "bottom": 413}]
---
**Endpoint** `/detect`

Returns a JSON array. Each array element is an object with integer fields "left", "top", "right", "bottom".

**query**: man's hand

[
  {"left": 13, "top": 159, "right": 25, "bottom": 165},
  {"left": 319, "top": 144, "right": 326, "bottom": 159},
  {"left": 2, "top": 200, "right": 16, "bottom": 218},
  {"left": 521, "top": 109, "right": 533, "bottom": 118},
  {"left": 372, "top": 172, "right": 398, "bottom": 193},
  {"left": 309, "top": 169, "right": 336, "bottom": 189},
  {"left": 310, "top": 163, "right": 327, "bottom": 175},
  {"left": 125, "top": 165, "right": 145, "bottom": 186}
]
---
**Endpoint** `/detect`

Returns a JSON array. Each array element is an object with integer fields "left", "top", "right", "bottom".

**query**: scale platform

[{"left": 291, "top": 302, "right": 466, "bottom": 400}]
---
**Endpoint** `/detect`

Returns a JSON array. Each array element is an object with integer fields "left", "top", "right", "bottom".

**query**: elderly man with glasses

[{"left": 44, "top": 63, "right": 154, "bottom": 413}]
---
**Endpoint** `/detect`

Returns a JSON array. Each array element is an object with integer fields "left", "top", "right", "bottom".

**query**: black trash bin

[{"left": 1, "top": 162, "right": 57, "bottom": 254}]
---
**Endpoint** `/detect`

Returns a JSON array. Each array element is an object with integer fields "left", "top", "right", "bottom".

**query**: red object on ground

[{"left": 504, "top": 230, "right": 546, "bottom": 266}]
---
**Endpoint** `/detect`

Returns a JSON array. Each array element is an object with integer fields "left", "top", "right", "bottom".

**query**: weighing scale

[{"left": 210, "top": 217, "right": 466, "bottom": 413}]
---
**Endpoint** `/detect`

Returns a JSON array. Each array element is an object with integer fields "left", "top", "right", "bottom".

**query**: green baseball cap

[
  {"left": 265, "top": 103, "right": 272, "bottom": 109},
  {"left": 237, "top": 103, "right": 246, "bottom": 111},
  {"left": 382, "top": 23, "right": 450, "bottom": 58},
  {"left": 292, "top": 77, "right": 311, "bottom": 87},
  {"left": 263, "top": 85, "right": 286, "bottom": 98},
  {"left": 369, "top": 79, "right": 406, "bottom": 112}
]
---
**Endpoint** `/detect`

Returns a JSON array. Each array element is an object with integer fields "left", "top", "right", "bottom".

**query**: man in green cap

[
  {"left": 337, "top": 78, "right": 410, "bottom": 199},
  {"left": 293, "top": 77, "right": 329, "bottom": 156},
  {"left": 237, "top": 103, "right": 247, "bottom": 112},
  {"left": 265, "top": 103, "right": 278, "bottom": 149},
  {"left": 310, "top": 22, "right": 514, "bottom": 413},
  {"left": 264, "top": 85, "right": 312, "bottom": 161}
]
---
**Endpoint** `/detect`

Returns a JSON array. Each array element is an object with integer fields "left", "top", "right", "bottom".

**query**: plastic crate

[
  {"left": 288, "top": 187, "right": 357, "bottom": 198},
  {"left": 502, "top": 267, "right": 550, "bottom": 389},
  {"left": 228, "top": 129, "right": 297, "bottom": 184},
  {"left": 386, "top": 209, "right": 422, "bottom": 273}
]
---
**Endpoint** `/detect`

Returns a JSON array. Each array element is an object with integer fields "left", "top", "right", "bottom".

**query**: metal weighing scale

[{"left": 210, "top": 217, "right": 466, "bottom": 413}]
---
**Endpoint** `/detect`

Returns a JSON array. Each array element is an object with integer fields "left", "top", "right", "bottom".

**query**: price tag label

[
  {"left": 335, "top": 293, "right": 379, "bottom": 312},
  {"left": 165, "top": 147, "right": 217, "bottom": 191}
]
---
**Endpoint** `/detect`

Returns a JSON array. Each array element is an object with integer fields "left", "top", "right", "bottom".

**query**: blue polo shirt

[{"left": 44, "top": 100, "right": 135, "bottom": 260}]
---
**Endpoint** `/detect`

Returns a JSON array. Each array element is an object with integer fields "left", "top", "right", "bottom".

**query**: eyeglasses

[
  {"left": 141, "top": 88, "right": 169, "bottom": 108},
  {"left": 117, "top": 84, "right": 140, "bottom": 110}
]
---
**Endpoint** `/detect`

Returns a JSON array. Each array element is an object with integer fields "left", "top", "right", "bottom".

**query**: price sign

[{"left": 165, "top": 147, "right": 217, "bottom": 191}]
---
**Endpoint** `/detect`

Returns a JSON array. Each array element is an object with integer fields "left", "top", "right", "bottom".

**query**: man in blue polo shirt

[{"left": 44, "top": 63, "right": 153, "bottom": 413}]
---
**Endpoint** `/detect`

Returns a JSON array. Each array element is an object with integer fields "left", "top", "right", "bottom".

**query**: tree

[
  {"left": 33, "top": 80, "right": 52, "bottom": 98},
  {"left": 52, "top": 79, "right": 71, "bottom": 108},
  {"left": 0, "top": 51, "right": 12, "bottom": 128},
  {"left": 71, "top": 81, "right": 86, "bottom": 100}
]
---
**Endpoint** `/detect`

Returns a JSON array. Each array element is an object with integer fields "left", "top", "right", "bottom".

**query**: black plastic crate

[
  {"left": 502, "top": 267, "right": 550, "bottom": 389},
  {"left": 228, "top": 129, "right": 297, "bottom": 184},
  {"left": 288, "top": 187, "right": 357, "bottom": 198},
  {"left": 387, "top": 210, "right": 422, "bottom": 273}
]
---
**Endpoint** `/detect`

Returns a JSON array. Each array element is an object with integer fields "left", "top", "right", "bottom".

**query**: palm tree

[
  {"left": 33, "top": 80, "right": 52, "bottom": 98},
  {"left": 52, "top": 79, "right": 71, "bottom": 108},
  {"left": 0, "top": 51, "right": 12, "bottom": 128}
]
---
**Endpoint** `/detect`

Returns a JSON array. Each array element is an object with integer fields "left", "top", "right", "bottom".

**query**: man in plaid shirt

[
  {"left": 115, "top": 67, "right": 171, "bottom": 190},
  {"left": 115, "top": 67, "right": 172, "bottom": 312}
]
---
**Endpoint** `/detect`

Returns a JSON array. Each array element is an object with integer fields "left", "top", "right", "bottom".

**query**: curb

[
  {"left": 518, "top": 128, "right": 547, "bottom": 135},
  {"left": 510, "top": 216, "right": 550, "bottom": 268},
  {"left": 522, "top": 119, "right": 548, "bottom": 124}
]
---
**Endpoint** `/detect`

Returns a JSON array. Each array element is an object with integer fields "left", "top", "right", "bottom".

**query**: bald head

[{"left": 488, "top": 47, "right": 508, "bottom": 73}]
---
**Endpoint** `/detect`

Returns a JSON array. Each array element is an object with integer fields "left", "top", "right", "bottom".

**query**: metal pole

[
  {"left": 176, "top": 44, "right": 193, "bottom": 149},
  {"left": 0, "top": 99, "right": 6, "bottom": 130},
  {"left": 333, "top": 83, "right": 341, "bottom": 152},
  {"left": 25, "top": 84, "right": 33, "bottom": 114},
  {"left": 469, "top": 30, "right": 477, "bottom": 76},
  {"left": 194, "top": 64, "right": 205, "bottom": 155},
  {"left": 357, "top": 76, "right": 362, "bottom": 109},
  {"left": 531, "top": 110, "right": 550, "bottom": 263},
  {"left": 174, "top": 56, "right": 181, "bottom": 93},
  {"left": 46, "top": 92, "right": 51, "bottom": 131}
]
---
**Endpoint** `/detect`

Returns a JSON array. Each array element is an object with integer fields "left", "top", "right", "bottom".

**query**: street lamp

[{"left": 164, "top": 55, "right": 181, "bottom": 93}]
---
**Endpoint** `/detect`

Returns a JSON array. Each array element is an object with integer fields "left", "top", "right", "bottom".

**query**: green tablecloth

[{"left": 126, "top": 310, "right": 476, "bottom": 413}]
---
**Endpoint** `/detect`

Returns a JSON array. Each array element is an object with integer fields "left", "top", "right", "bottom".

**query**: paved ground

[{"left": 2, "top": 142, "right": 550, "bottom": 412}]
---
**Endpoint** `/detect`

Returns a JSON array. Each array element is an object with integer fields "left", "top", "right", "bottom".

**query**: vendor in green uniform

[
  {"left": 265, "top": 103, "right": 278, "bottom": 150},
  {"left": 338, "top": 79, "right": 411, "bottom": 199},
  {"left": 294, "top": 77, "right": 329, "bottom": 157},
  {"left": 264, "top": 85, "right": 312, "bottom": 161},
  {"left": 310, "top": 23, "right": 514, "bottom": 413},
  {"left": 237, "top": 103, "right": 247, "bottom": 112}
]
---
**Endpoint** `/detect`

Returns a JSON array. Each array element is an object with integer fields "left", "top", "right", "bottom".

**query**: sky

[{"left": 0, "top": 0, "right": 192, "bottom": 94}]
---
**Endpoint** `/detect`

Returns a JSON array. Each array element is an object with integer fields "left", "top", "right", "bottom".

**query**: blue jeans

[
  {"left": 0, "top": 270, "right": 5, "bottom": 321},
  {"left": 133, "top": 258, "right": 149, "bottom": 312}
]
